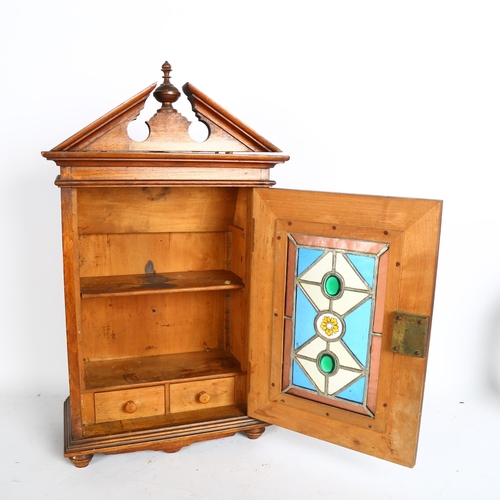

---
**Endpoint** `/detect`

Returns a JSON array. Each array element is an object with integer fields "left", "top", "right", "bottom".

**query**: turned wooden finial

[{"left": 153, "top": 61, "right": 181, "bottom": 111}]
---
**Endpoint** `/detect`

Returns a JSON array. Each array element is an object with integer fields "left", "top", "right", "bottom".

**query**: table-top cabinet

[{"left": 42, "top": 61, "right": 441, "bottom": 468}]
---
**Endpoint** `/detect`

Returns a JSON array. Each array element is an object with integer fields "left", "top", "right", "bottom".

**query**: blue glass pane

[
  {"left": 346, "top": 254, "right": 375, "bottom": 288},
  {"left": 297, "top": 248, "right": 324, "bottom": 276},
  {"left": 343, "top": 299, "right": 372, "bottom": 366},
  {"left": 337, "top": 376, "right": 365, "bottom": 403},
  {"left": 294, "top": 287, "right": 317, "bottom": 349},
  {"left": 292, "top": 360, "right": 316, "bottom": 391}
]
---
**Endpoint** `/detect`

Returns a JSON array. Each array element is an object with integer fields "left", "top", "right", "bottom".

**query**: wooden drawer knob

[
  {"left": 124, "top": 400, "right": 138, "bottom": 413},
  {"left": 198, "top": 391, "right": 211, "bottom": 404}
]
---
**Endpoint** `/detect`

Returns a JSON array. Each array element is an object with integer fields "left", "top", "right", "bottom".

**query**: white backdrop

[{"left": 2, "top": 1, "right": 500, "bottom": 499}]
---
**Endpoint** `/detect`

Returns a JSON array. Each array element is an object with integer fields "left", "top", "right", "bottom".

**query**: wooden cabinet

[{"left": 42, "top": 61, "right": 441, "bottom": 468}]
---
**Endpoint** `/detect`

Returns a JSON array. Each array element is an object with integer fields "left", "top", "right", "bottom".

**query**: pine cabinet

[{"left": 42, "top": 61, "right": 441, "bottom": 468}]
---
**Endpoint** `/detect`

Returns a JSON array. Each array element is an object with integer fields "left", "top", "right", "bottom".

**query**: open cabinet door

[{"left": 247, "top": 188, "right": 442, "bottom": 467}]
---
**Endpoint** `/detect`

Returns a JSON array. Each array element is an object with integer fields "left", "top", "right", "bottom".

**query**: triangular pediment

[
  {"left": 49, "top": 62, "right": 283, "bottom": 154},
  {"left": 42, "top": 61, "right": 288, "bottom": 188}
]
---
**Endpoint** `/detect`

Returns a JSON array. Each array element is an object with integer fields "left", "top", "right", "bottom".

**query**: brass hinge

[{"left": 391, "top": 311, "right": 429, "bottom": 358}]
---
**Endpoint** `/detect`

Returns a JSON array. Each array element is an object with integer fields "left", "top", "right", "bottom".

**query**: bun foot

[
  {"left": 68, "top": 454, "right": 94, "bottom": 468},
  {"left": 244, "top": 427, "right": 266, "bottom": 440}
]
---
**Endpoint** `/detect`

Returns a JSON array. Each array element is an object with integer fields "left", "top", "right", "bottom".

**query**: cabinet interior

[{"left": 76, "top": 186, "right": 251, "bottom": 427}]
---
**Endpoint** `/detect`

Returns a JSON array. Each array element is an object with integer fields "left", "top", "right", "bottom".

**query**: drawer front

[
  {"left": 94, "top": 386, "right": 165, "bottom": 423},
  {"left": 170, "top": 377, "right": 235, "bottom": 413}
]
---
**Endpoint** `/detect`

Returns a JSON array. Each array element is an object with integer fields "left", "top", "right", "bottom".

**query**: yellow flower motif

[{"left": 320, "top": 316, "right": 339, "bottom": 337}]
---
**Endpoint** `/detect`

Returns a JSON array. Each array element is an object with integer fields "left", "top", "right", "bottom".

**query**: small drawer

[
  {"left": 94, "top": 386, "right": 165, "bottom": 423},
  {"left": 170, "top": 377, "right": 235, "bottom": 413}
]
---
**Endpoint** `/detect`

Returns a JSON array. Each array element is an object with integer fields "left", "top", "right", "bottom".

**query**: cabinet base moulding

[{"left": 63, "top": 398, "right": 268, "bottom": 467}]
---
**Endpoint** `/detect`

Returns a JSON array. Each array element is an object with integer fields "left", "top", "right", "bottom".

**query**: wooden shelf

[
  {"left": 84, "top": 350, "right": 243, "bottom": 391},
  {"left": 80, "top": 270, "right": 244, "bottom": 298}
]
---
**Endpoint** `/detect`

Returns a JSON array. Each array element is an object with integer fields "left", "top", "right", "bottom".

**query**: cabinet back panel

[
  {"left": 79, "top": 232, "right": 227, "bottom": 277},
  {"left": 81, "top": 292, "right": 225, "bottom": 361},
  {"left": 77, "top": 187, "right": 238, "bottom": 234}
]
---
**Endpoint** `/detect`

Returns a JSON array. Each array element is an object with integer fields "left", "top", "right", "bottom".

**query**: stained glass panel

[{"left": 283, "top": 234, "right": 389, "bottom": 417}]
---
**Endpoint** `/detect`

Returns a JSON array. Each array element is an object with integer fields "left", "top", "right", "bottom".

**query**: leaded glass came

[{"left": 282, "top": 234, "right": 389, "bottom": 417}]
